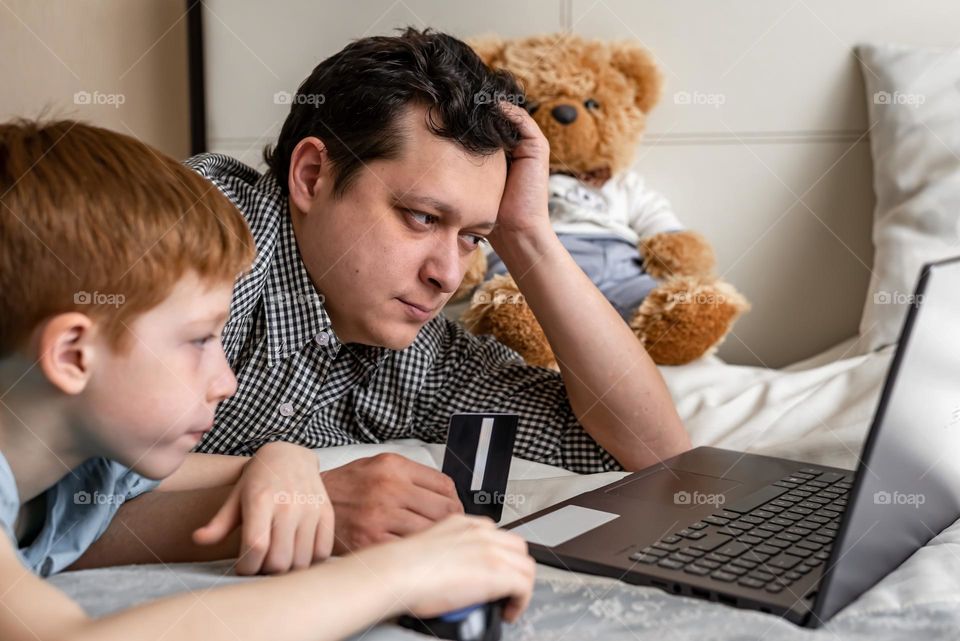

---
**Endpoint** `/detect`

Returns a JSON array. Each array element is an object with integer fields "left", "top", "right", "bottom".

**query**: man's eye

[
  {"left": 462, "top": 234, "right": 488, "bottom": 249},
  {"left": 407, "top": 210, "right": 438, "bottom": 227}
]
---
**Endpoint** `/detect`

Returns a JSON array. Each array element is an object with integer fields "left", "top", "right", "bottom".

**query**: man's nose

[{"left": 422, "top": 238, "right": 462, "bottom": 293}]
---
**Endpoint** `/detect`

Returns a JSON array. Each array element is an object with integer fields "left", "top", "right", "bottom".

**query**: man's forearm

[
  {"left": 68, "top": 486, "right": 240, "bottom": 570},
  {"left": 496, "top": 227, "right": 691, "bottom": 470}
]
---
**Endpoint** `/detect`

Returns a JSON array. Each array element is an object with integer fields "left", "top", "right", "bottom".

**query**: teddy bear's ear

[
  {"left": 466, "top": 34, "right": 507, "bottom": 68},
  {"left": 610, "top": 43, "right": 663, "bottom": 114}
]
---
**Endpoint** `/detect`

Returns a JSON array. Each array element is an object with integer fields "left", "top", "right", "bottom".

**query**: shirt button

[
  {"left": 40, "top": 557, "right": 54, "bottom": 577},
  {"left": 315, "top": 331, "right": 330, "bottom": 346},
  {"left": 279, "top": 402, "right": 295, "bottom": 417}
]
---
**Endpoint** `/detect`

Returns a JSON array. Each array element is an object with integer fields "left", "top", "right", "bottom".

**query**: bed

[
  {"left": 53, "top": 337, "right": 960, "bottom": 639},
  {"left": 50, "top": 1, "right": 960, "bottom": 638}
]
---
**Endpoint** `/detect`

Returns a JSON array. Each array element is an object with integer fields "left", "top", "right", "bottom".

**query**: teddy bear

[{"left": 451, "top": 33, "right": 750, "bottom": 368}]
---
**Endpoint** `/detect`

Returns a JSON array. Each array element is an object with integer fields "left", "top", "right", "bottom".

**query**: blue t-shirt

[{"left": 0, "top": 450, "right": 160, "bottom": 576}]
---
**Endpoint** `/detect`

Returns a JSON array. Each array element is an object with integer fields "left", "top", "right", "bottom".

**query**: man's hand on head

[
  {"left": 486, "top": 101, "right": 554, "bottom": 247},
  {"left": 320, "top": 453, "right": 464, "bottom": 554}
]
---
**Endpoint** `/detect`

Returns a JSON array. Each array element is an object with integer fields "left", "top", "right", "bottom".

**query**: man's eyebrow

[{"left": 398, "top": 194, "right": 497, "bottom": 231}]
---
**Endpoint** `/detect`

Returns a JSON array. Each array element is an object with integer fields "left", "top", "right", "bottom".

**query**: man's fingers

[
  {"left": 386, "top": 509, "right": 435, "bottom": 538},
  {"left": 406, "top": 463, "right": 459, "bottom": 499},
  {"left": 404, "top": 485, "right": 463, "bottom": 521},
  {"left": 498, "top": 100, "right": 542, "bottom": 142},
  {"left": 192, "top": 486, "right": 242, "bottom": 546}
]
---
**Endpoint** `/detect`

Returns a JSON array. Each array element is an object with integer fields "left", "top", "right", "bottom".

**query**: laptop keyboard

[{"left": 629, "top": 468, "right": 853, "bottom": 594}]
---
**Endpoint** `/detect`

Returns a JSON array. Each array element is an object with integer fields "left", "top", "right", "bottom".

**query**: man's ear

[
  {"left": 609, "top": 42, "right": 663, "bottom": 114},
  {"left": 35, "top": 312, "right": 96, "bottom": 395},
  {"left": 288, "top": 136, "right": 330, "bottom": 215}
]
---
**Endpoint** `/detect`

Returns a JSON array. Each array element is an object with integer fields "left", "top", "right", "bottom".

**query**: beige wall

[{"left": 0, "top": 0, "right": 190, "bottom": 159}]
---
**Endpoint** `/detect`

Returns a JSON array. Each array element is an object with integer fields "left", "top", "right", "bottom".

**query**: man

[{"left": 77, "top": 27, "right": 689, "bottom": 564}]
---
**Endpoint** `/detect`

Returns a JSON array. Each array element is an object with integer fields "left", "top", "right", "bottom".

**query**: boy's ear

[
  {"left": 36, "top": 312, "right": 96, "bottom": 395},
  {"left": 288, "top": 136, "right": 331, "bottom": 214}
]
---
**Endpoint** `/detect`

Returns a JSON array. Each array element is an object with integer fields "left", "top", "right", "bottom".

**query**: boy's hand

[{"left": 192, "top": 442, "right": 334, "bottom": 575}]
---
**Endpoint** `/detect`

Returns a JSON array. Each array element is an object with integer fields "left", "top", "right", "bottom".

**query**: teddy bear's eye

[
  {"left": 584, "top": 98, "right": 600, "bottom": 110},
  {"left": 525, "top": 102, "right": 539, "bottom": 115}
]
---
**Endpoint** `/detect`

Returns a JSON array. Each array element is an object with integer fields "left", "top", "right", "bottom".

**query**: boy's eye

[{"left": 191, "top": 334, "right": 216, "bottom": 348}]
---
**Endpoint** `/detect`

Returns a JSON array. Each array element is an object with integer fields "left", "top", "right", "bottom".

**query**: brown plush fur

[
  {"left": 459, "top": 274, "right": 556, "bottom": 369},
  {"left": 630, "top": 278, "right": 749, "bottom": 365},
  {"left": 640, "top": 230, "right": 716, "bottom": 280},
  {"left": 456, "top": 34, "right": 750, "bottom": 366}
]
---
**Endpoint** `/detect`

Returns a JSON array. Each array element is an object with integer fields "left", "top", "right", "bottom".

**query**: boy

[{"left": 0, "top": 119, "right": 533, "bottom": 641}]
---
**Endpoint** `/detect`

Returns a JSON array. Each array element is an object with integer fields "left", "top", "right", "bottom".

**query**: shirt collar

[{"left": 259, "top": 174, "right": 333, "bottom": 366}]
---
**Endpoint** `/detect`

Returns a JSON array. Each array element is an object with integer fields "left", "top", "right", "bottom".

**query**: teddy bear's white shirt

[{"left": 546, "top": 170, "right": 684, "bottom": 244}]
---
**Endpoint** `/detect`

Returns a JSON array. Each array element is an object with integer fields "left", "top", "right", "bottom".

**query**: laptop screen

[{"left": 814, "top": 257, "right": 960, "bottom": 623}]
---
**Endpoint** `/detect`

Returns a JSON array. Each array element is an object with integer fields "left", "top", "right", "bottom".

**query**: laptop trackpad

[{"left": 606, "top": 468, "right": 742, "bottom": 502}]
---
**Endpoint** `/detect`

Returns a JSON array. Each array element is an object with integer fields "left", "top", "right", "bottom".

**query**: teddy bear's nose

[{"left": 550, "top": 104, "right": 578, "bottom": 125}]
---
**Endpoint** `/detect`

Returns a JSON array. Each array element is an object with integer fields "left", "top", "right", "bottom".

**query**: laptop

[{"left": 506, "top": 256, "right": 960, "bottom": 627}]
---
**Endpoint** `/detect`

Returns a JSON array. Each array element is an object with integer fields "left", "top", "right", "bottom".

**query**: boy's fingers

[
  {"left": 314, "top": 514, "right": 334, "bottom": 561},
  {"left": 192, "top": 486, "right": 242, "bottom": 545},
  {"left": 292, "top": 518, "right": 318, "bottom": 570},
  {"left": 234, "top": 493, "right": 275, "bottom": 575},
  {"left": 262, "top": 514, "right": 296, "bottom": 574}
]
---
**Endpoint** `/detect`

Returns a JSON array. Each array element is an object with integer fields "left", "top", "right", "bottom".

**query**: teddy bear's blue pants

[{"left": 485, "top": 233, "right": 659, "bottom": 322}]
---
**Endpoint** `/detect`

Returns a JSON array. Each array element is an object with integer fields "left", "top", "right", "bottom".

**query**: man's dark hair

[{"left": 263, "top": 27, "right": 523, "bottom": 197}]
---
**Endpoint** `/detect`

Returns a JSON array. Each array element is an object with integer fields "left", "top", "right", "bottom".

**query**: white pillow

[{"left": 857, "top": 43, "right": 960, "bottom": 351}]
